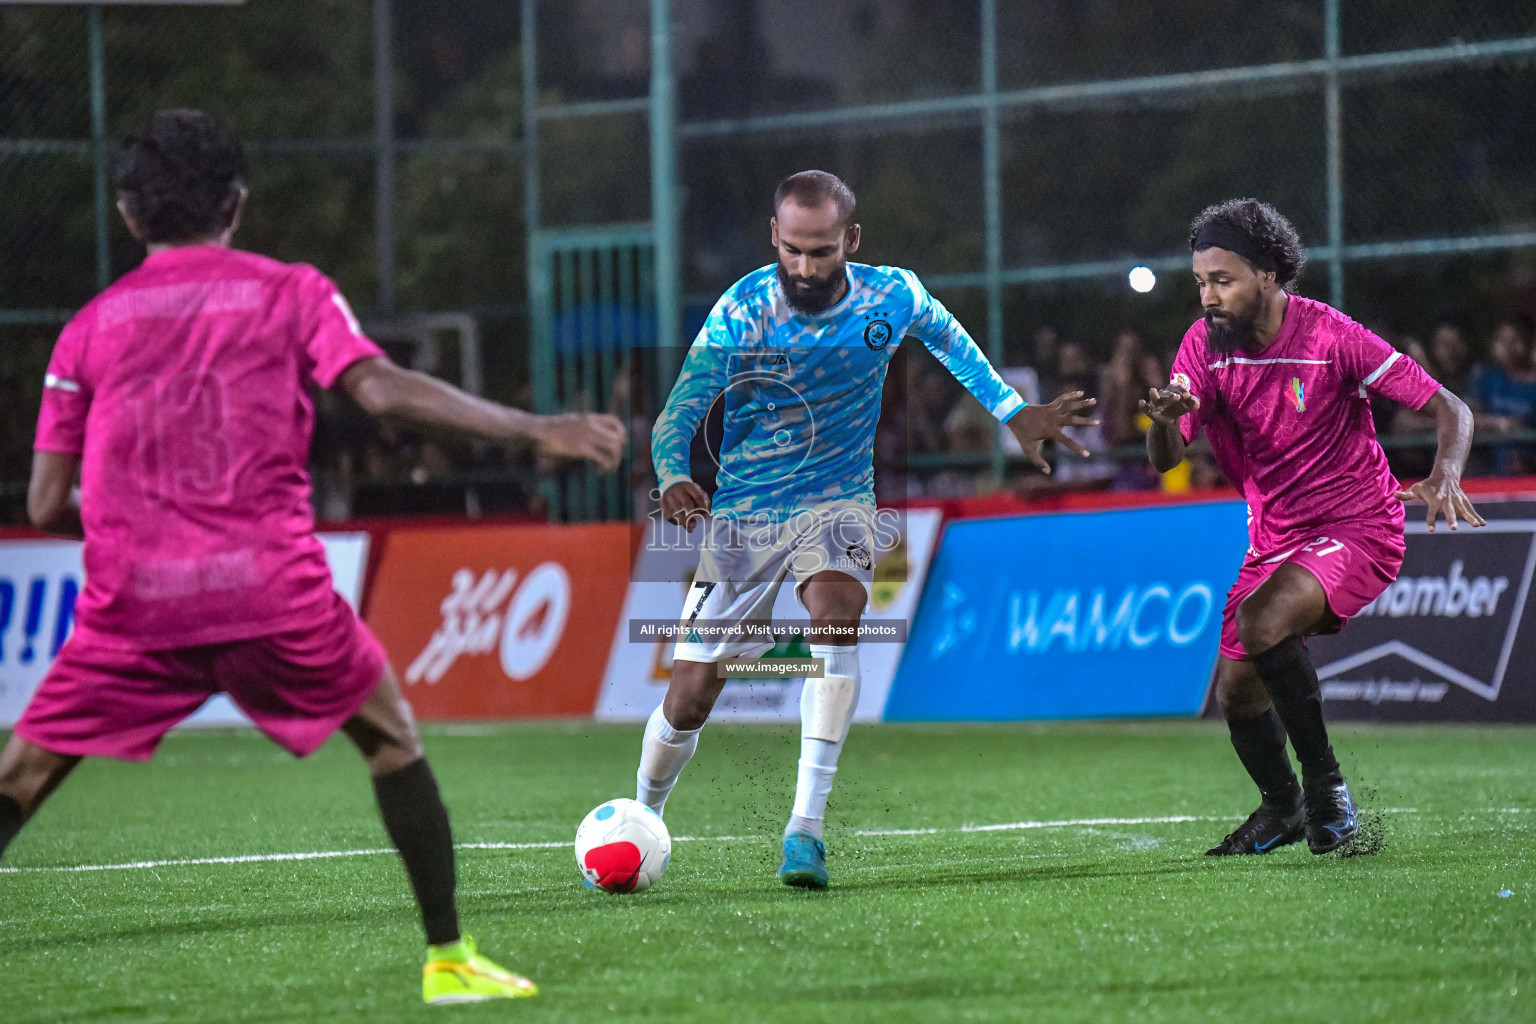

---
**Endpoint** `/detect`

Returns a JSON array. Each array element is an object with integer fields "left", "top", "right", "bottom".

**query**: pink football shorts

[
  {"left": 1219, "top": 526, "right": 1404, "bottom": 662},
  {"left": 15, "top": 591, "right": 386, "bottom": 761}
]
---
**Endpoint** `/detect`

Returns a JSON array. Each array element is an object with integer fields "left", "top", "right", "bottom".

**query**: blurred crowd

[
  {"left": 879, "top": 313, "right": 1536, "bottom": 503},
  {"left": 876, "top": 323, "right": 1192, "bottom": 502},
  {"left": 7, "top": 313, "right": 1534, "bottom": 528},
  {"left": 306, "top": 383, "right": 544, "bottom": 522},
  {"left": 1367, "top": 314, "right": 1536, "bottom": 479},
  {"left": 306, "top": 311, "right": 1536, "bottom": 520}
]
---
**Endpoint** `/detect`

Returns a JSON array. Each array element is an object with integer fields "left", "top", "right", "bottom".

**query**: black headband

[{"left": 1192, "top": 221, "right": 1278, "bottom": 273}]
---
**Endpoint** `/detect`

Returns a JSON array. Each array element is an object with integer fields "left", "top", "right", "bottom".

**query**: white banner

[
  {"left": 0, "top": 533, "right": 370, "bottom": 728},
  {"left": 594, "top": 508, "right": 941, "bottom": 722}
]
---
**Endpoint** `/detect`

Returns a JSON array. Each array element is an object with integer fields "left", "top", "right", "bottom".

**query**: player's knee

[
  {"left": 814, "top": 597, "right": 865, "bottom": 625},
  {"left": 0, "top": 758, "right": 27, "bottom": 799},
  {"left": 0, "top": 740, "right": 25, "bottom": 789},
  {"left": 663, "top": 662, "right": 720, "bottom": 731},
  {"left": 669, "top": 705, "right": 708, "bottom": 732},
  {"left": 801, "top": 573, "right": 868, "bottom": 623},
  {"left": 382, "top": 701, "right": 425, "bottom": 762},
  {"left": 392, "top": 714, "right": 425, "bottom": 763},
  {"left": 805, "top": 604, "right": 865, "bottom": 644},
  {"left": 346, "top": 696, "right": 424, "bottom": 768},
  {"left": 1235, "top": 598, "right": 1289, "bottom": 657},
  {"left": 0, "top": 739, "right": 71, "bottom": 811},
  {"left": 665, "top": 688, "right": 715, "bottom": 731}
]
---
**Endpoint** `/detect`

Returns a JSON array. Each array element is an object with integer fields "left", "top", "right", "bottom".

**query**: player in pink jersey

[
  {"left": 1143, "top": 199, "right": 1484, "bottom": 857},
  {"left": 0, "top": 110, "right": 625, "bottom": 1004}
]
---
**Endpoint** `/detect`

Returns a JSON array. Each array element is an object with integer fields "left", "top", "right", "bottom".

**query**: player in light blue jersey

[
  {"left": 634, "top": 171, "right": 1096, "bottom": 888},
  {"left": 650, "top": 253, "right": 1027, "bottom": 516}
]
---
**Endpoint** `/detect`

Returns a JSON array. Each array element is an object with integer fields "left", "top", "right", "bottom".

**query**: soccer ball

[{"left": 574, "top": 798, "right": 672, "bottom": 893}]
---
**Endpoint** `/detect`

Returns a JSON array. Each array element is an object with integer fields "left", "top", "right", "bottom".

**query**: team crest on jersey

[
  {"left": 844, "top": 543, "right": 873, "bottom": 570},
  {"left": 862, "top": 312, "right": 892, "bottom": 350},
  {"left": 1288, "top": 377, "right": 1306, "bottom": 412},
  {"left": 1170, "top": 372, "right": 1191, "bottom": 392}
]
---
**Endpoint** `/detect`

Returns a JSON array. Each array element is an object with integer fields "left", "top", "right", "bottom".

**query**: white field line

[
  {"left": 855, "top": 814, "right": 1210, "bottom": 837},
  {"left": 0, "top": 807, "right": 1517, "bottom": 876},
  {"left": 0, "top": 816, "right": 1211, "bottom": 875},
  {"left": 1, "top": 847, "right": 397, "bottom": 873}
]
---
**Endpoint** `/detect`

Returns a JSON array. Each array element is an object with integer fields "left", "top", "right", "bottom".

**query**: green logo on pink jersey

[{"left": 1289, "top": 377, "right": 1306, "bottom": 412}]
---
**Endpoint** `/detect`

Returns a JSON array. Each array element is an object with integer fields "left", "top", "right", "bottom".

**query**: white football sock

[
  {"left": 788, "top": 644, "right": 861, "bottom": 839},
  {"left": 636, "top": 704, "right": 700, "bottom": 816}
]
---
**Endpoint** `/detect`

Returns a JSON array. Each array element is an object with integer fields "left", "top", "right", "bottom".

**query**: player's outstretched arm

[
  {"left": 27, "top": 451, "right": 84, "bottom": 539},
  {"left": 1141, "top": 382, "right": 1199, "bottom": 474},
  {"left": 339, "top": 357, "right": 625, "bottom": 473},
  {"left": 1005, "top": 392, "right": 1099, "bottom": 475},
  {"left": 1394, "top": 387, "right": 1486, "bottom": 533}
]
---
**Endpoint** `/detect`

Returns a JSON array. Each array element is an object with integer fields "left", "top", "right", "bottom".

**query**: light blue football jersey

[{"left": 652, "top": 263, "right": 1025, "bottom": 517}]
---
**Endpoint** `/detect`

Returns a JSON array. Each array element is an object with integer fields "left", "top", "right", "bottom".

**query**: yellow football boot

[{"left": 422, "top": 935, "right": 538, "bottom": 1005}]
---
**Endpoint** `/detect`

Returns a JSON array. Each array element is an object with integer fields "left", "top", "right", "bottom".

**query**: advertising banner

[
  {"left": 886, "top": 501, "right": 1250, "bottom": 720},
  {"left": 366, "top": 523, "right": 631, "bottom": 718},
  {"left": 594, "top": 508, "right": 943, "bottom": 722},
  {"left": 0, "top": 533, "right": 370, "bottom": 728},
  {"left": 1315, "top": 502, "right": 1536, "bottom": 722}
]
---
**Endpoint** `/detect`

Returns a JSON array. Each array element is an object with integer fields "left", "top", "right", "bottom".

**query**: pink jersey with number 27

[
  {"left": 34, "top": 245, "right": 383, "bottom": 651},
  {"left": 1170, "top": 294, "right": 1442, "bottom": 561}
]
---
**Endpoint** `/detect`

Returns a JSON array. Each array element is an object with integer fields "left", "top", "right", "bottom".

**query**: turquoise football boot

[{"left": 778, "top": 831, "right": 829, "bottom": 889}]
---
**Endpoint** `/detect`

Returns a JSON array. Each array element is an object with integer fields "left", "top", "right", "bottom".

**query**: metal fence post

[
  {"left": 650, "top": 0, "right": 681, "bottom": 388},
  {"left": 1325, "top": 0, "right": 1344, "bottom": 308},
  {"left": 372, "top": 0, "right": 396, "bottom": 314},
  {"left": 88, "top": 5, "right": 108, "bottom": 291},
  {"left": 521, "top": 0, "right": 563, "bottom": 519},
  {"left": 522, "top": 0, "right": 547, "bottom": 418},
  {"left": 981, "top": 0, "right": 1005, "bottom": 485}
]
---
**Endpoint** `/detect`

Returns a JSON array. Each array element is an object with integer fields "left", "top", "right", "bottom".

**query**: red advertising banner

[{"left": 366, "top": 523, "right": 632, "bottom": 718}]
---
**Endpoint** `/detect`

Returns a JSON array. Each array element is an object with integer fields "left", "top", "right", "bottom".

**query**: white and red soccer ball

[{"left": 575, "top": 798, "right": 671, "bottom": 893}]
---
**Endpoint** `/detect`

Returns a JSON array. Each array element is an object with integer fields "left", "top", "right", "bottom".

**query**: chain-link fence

[{"left": 4, "top": 1, "right": 1536, "bottom": 523}]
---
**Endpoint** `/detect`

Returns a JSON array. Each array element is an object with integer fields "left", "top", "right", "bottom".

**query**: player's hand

[
  {"left": 1006, "top": 391, "right": 1099, "bottom": 475},
  {"left": 1139, "top": 381, "right": 1200, "bottom": 426},
  {"left": 534, "top": 412, "right": 626, "bottom": 472},
  {"left": 660, "top": 481, "right": 712, "bottom": 532},
  {"left": 1394, "top": 473, "right": 1487, "bottom": 533}
]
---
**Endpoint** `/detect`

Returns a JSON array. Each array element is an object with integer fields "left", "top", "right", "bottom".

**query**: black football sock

[
  {"left": 1226, "top": 708, "right": 1302, "bottom": 812},
  {"left": 1249, "top": 636, "right": 1342, "bottom": 791},
  {"left": 373, "top": 758, "right": 460, "bottom": 947},
  {"left": 0, "top": 794, "right": 23, "bottom": 861}
]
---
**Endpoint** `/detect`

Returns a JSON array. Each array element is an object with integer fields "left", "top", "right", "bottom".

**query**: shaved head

[{"left": 773, "top": 170, "right": 856, "bottom": 226}]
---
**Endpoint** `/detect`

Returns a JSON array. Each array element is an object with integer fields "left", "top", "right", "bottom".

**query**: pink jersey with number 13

[
  {"left": 34, "top": 244, "right": 383, "bottom": 651},
  {"left": 1169, "top": 294, "right": 1442, "bottom": 561}
]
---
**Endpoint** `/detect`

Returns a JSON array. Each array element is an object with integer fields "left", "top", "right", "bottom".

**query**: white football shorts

[{"left": 673, "top": 503, "right": 878, "bottom": 664}]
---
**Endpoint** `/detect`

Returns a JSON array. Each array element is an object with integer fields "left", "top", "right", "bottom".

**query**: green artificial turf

[{"left": 2, "top": 721, "right": 1532, "bottom": 1023}]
